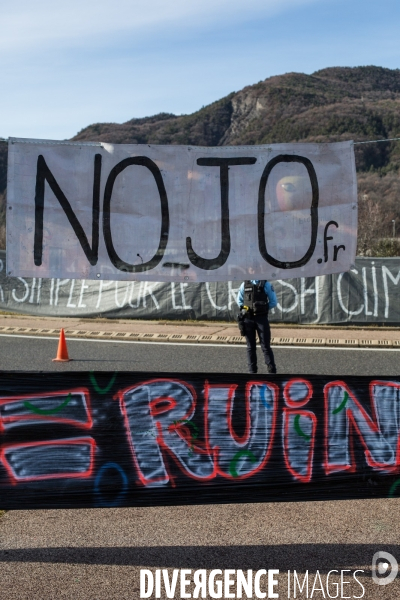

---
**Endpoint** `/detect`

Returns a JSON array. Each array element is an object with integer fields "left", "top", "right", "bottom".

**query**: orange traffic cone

[{"left": 52, "top": 329, "right": 72, "bottom": 362}]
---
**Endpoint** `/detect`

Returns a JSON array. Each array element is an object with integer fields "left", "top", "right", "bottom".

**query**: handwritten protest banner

[
  {"left": 0, "top": 372, "right": 399, "bottom": 510},
  {"left": 7, "top": 138, "right": 357, "bottom": 282},
  {"left": 2, "top": 253, "right": 400, "bottom": 324}
]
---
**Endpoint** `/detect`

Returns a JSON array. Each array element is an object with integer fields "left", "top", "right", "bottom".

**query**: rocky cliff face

[{"left": 72, "top": 66, "right": 400, "bottom": 172}]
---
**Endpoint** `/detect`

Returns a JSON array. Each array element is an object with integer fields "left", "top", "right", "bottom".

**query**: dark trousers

[{"left": 244, "top": 314, "right": 276, "bottom": 374}]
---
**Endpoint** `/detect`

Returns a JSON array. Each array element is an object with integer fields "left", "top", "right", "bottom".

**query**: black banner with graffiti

[
  {"left": 1, "top": 251, "right": 400, "bottom": 324},
  {"left": 0, "top": 371, "right": 399, "bottom": 510}
]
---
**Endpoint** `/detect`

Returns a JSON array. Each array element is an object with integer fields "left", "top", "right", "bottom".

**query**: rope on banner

[
  {"left": 1, "top": 137, "right": 400, "bottom": 145},
  {"left": 0, "top": 139, "right": 103, "bottom": 147},
  {"left": 353, "top": 137, "right": 400, "bottom": 145}
]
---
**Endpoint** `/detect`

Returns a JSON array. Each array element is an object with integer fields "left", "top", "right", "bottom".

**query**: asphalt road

[
  {"left": 1, "top": 334, "right": 400, "bottom": 599},
  {"left": 1, "top": 333, "right": 399, "bottom": 375}
]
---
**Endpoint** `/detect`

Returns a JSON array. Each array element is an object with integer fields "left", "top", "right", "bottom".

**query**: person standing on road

[{"left": 236, "top": 279, "right": 277, "bottom": 374}]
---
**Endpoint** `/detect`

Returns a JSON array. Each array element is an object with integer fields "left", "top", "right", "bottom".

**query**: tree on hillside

[{"left": 357, "top": 193, "right": 384, "bottom": 255}]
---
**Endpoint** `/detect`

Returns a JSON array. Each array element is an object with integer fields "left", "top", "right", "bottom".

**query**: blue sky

[{"left": 1, "top": 0, "right": 400, "bottom": 140}]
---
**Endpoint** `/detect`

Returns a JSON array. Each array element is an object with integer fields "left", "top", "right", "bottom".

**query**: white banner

[{"left": 6, "top": 138, "right": 357, "bottom": 282}]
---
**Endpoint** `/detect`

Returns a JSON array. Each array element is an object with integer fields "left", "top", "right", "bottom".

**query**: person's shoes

[
  {"left": 267, "top": 364, "right": 277, "bottom": 374},
  {"left": 249, "top": 369, "right": 258, "bottom": 374}
]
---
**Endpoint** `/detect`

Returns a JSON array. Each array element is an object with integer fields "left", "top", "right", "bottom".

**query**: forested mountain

[{"left": 1, "top": 65, "right": 400, "bottom": 252}]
